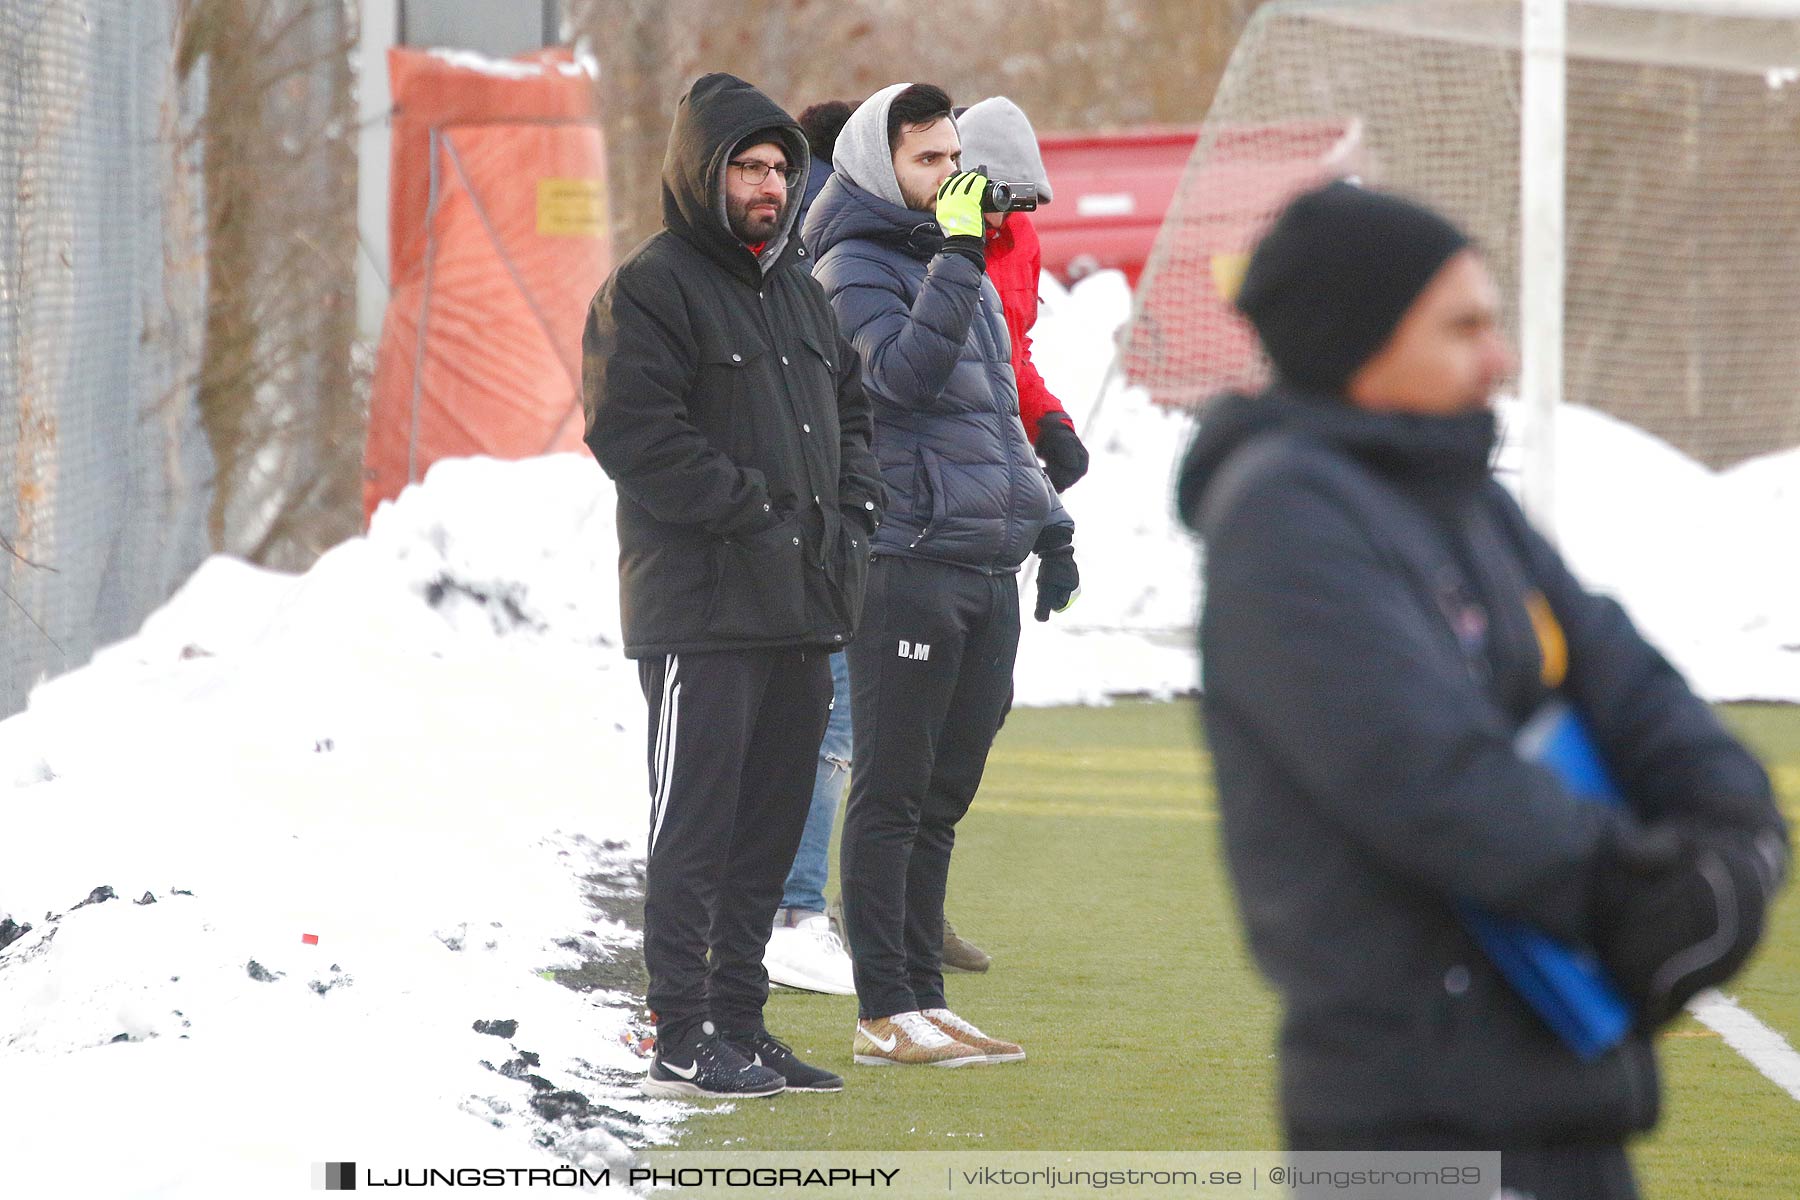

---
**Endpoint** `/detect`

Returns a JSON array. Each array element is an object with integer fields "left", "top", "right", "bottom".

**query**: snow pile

[
  {"left": 1, "top": 265, "right": 1797, "bottom": 1196},
  {"left": 1493, "top": 400, "right": 1800, "bottom": 702},
  {"left": 1012, "top": 271, "right": 1207, "bottom": 704},
  {"left": 0, "top": 458, "right": 665, "bottom": 1199},
  {"left": 1024, "top": 269, "right": 1800, "bottom": 705}
]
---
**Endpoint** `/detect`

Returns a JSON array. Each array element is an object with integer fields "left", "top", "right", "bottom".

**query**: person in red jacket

[{"left": 958, "top": 97, "right": 1089, "bottom": 493}]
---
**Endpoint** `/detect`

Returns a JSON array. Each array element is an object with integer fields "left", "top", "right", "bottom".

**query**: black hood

[
  {"left": 1176, "top": 388, "right": 1499, "bottom": 533},
  {"left": 802, "top": 172, "right": 945, "bottom": 264},
  {"left": 661, "top": 73, "right": 810, "bottom": 287}
]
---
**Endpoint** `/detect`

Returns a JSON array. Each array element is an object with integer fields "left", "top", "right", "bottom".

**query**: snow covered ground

[
  {"left": 0, "top": 458, "right": 665, "bottom": 1197},
  {"left": 1, "top": 269, "right": 1796, "bottom": 1196}
]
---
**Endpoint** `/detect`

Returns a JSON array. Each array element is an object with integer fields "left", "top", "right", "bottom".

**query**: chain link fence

[
  {"left": 1, "top": 0, "right": 212, "bottom": 717},
  {"left": 2, "top": 0, "right": 360, "bottom": 718}
]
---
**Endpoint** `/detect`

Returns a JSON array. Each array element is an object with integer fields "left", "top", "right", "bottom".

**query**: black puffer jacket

[
  {"left": 804, "top": 173, "right": 1070, "bottom": 573},
  {"left": 1178, "top": 388, "right": 1782, "bottom": 1142},
  {"left": 583, "top": 74, "right": 884, "bottom": 657}
]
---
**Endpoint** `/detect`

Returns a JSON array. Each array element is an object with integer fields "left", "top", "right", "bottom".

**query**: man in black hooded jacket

[
  {"left": 1177, "top": 181, "right": 1787, "bottom": 1198},
  {"left": 583, "top": 73, "right": 884, "bottom": 1099}
]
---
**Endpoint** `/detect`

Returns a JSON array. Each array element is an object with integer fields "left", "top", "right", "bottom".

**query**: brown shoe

[
  {"left": 942, "top": 919, "right": 991, "bottom": 973},
  {"left": 922, "top": 1008, "right": 1025, "bottom": 1063},
  {"left": 853, "top": 1012, "right": 987, "bottom": 1067}
]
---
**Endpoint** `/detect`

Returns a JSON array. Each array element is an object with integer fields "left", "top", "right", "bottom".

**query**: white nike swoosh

[
  {"left": 864, "top": 1028, "right": 898, "bottom": 1053},
  {"left": 663, "top": 1060, "right": 699, "bottom": 1080},
  {"left": 752, "top": 1054, "right": 763, "bottom": 1067}
]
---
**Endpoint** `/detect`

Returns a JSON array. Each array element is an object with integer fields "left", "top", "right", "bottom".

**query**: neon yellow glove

[{"left": 934, "top": 171, "right": 988, "bottom": 241}]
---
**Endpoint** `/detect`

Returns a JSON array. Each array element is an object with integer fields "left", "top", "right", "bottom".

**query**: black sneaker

[
  {"left": 722, "top": 1028, "right": 844, "bottom": 1093},
  {"left": 642, "top": 1020, "right": 786, "bottom": 1098}
]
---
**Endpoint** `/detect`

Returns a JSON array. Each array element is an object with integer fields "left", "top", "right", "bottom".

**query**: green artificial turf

[
  {"left": 1637, "top": 704, "right": 1800, "bottom": 1196},
  {"left": 674, "top": 700, "right": 1800, "bottom": 1196}
]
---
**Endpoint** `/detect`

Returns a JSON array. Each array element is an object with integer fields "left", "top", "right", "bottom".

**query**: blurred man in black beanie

[
  {"left": 1233, "top": 179, "right": 1471, "bottom": 398},
  {"left": 1175, "top": 180, "right": 1786, "bottom": 1200}
]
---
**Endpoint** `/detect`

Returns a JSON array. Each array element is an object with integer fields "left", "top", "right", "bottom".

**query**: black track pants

[
  {"left": 840, "top": 555, "right": 1020, "bottom": 1019},
  {"left": 638, "top": 647, "right": 832, "bottom": 1039}
]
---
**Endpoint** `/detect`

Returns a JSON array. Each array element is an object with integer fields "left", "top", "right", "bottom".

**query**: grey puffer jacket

[{"left": 803, "top": 173, "right": 1070, "bottom": 573}]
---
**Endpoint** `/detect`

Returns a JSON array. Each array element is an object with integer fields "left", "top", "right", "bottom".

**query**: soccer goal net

[{"left": 1123, "top": 0, "right": 1800, "bottom": 470}]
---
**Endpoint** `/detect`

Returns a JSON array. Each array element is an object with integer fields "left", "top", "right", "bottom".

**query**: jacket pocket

[
  {"left": 797, "top": 327, "right": 839, "bottom": 387},
  {"left": 705, "top": 517, "right": 807, "bottom": 640},
  {"left": 911, "top": 445, "right": 946, "bottom": 543},
  {"left": 695, "top": 339, "right": 768, "bottom": 455},
  {"left": 698, "top": 337, "right": 766, "bottom": 373}
]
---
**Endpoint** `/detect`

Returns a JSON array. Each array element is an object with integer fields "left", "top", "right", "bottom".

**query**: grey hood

[
  {"left": 832, "top": 82, "right": 914, "bottom": 210},
  {"left": 957, "top": 96, "right": 1052, "bottom": 202}
]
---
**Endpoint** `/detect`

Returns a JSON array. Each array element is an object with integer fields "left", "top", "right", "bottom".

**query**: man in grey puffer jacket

[{"left": 804, "top": 82, "right": 1076, "bottom": 1067}]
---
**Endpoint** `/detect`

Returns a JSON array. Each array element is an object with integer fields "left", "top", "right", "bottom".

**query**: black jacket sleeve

[
  {"left": 1492, "top": 486, "right": 1783, "bottom": 842},
  {"left": 830, "top": 332, "right": 885, "bottom": 532},
  {"left": 1203, "top": 465, "right": 1629, "bottom": 944},
  {"left": 582, "top": 267, "right": 773, "bottom": 536}
]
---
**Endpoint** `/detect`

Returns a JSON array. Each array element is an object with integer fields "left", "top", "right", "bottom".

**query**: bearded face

[{"left": 726, "top": 144, "right": 789, "bottom": 242}]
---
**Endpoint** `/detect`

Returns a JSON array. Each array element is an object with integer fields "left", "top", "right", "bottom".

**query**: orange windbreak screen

[{"left": 364, "top": 46, "right": 610, "bottom": 522}]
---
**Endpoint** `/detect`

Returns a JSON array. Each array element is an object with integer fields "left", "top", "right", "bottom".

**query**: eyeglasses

[{"left": 729, "top": 159, "right": 803, "bottom": 189}]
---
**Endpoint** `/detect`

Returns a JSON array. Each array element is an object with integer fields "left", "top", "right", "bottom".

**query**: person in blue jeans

[
  {"left": 764, "top": 651, "right": 858, "bottom": 994},
  {"left": 763, "top": 100, "right": 994, "bottom": 997},
  {"left": 759, "top": 102, "right": 864, "bottom": 998},
  {"left": 761, "top": 97, "right": 997, "bottom": 999}
]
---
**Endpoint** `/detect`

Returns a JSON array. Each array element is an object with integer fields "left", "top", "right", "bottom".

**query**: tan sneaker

[
  {"left": 853, "top": 1011, "right": 986, "bottom": 1067},
  {"left": 942, "top": 919, "right": 991, "bottom": 973},
  {"left": 922, "top": 1008, "right": 1025, "bottom": 1063}
]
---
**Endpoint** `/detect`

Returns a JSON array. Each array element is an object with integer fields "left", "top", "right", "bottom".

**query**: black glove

[
  {"left": 1593, "top": 823, "right": 1781, "bottom": 1029},
  {"left": 1033, "top": 525, "right": 1078, "bottom": 622},
  {"left": 1036, "top": 413, "right": 1090, "bottom": 493}
]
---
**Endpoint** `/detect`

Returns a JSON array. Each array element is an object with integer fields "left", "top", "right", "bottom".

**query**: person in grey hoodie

[
  {"left": 957, "top": 96, "right": 1090, "bottom": 493},
  {"left": 804, "top": 82, "right": 1076, "bottom": 1068}
]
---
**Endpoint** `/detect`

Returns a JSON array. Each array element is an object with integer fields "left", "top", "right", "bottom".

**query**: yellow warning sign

[{"left": 537, "top": 178, "right": 607, "bottom": 238}]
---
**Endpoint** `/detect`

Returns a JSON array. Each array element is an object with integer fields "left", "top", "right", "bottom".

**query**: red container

[{"left": 1033, "top": 126, "right": 1201, "bottom": 286}]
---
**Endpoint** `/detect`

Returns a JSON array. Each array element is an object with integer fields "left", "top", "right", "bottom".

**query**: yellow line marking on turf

[
  {"left": 988, "top": 748, "right": 1205, "bottom": 772},
  {"left": 979, "top": 798, "right": 1216, "bottom": 821}
]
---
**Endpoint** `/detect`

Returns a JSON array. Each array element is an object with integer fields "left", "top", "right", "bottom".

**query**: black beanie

[
  {"left": 731, "top": 127, "right": 790, "bottom": 159},
  {"left": 1235, "top": 180, "right": 1471, "bottom": 396}
]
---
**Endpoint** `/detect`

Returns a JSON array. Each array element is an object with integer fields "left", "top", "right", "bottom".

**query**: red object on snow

[
  {"left": 1032, "top": 127, "right": 1200, "bottom": 287},
  {"left": 301, "top": 933, "right": 320, "bottom": 945}
]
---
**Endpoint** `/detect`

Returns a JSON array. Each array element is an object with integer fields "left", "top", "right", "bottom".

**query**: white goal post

[{"left": 1522, "top": 0, "right": 1567, "bottom": 533}]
